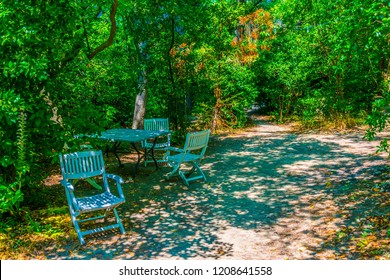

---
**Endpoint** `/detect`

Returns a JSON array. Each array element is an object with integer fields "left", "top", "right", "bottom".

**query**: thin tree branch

[
  {"left": 249, "top": 0, "right": 265, "bottom": 12},
  {"left": 82, "top": 18, "right": 91, "bottom": 54},
  {"left": 87, "top": 0, "right": 118, "bottom": 60}
]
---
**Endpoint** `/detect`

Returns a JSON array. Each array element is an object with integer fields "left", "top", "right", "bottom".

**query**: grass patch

[
  {"left": 318, "top": 171, "right": 390, "bottom": 259},
  {"left": 0, "top": 206, "right": 76, "bottom": 259}
]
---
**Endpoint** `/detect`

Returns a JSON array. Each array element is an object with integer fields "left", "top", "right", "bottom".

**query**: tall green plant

[{"left": 0, "top": 111, "right": 28, "bottom": 216}]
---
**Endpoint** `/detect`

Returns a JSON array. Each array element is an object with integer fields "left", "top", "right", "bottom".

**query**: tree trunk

[
  {"left": 211, "top": 85, "right": 222, "bottom": 134},
  {"left": 167, "top": 17, "right": 178, "bottom": 129},
  {"left": 132, "top": 69, "right": 147, "bottom": 129}
]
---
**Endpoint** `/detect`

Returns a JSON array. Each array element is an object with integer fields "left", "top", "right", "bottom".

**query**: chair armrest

[
  {"left": 106, "top": 173, "right": 125, "bottom": 198},
  {"left": 60, "top": 180, "right": 74, "bottom": 191},
  {"left": 165, "top": 146, "right": 184, "bottom": 153},
  {"left": 106, "top": 173, "right": 124, "bottom": 184},
  {"left": 60, "top": 180, "right": 80, "bottom": 212}
]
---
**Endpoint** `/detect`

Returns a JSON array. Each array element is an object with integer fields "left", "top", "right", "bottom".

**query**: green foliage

[
  {"left": 0, "top": 182, "right": 23, "bottom": 216},
  {"left": 0, "top": 90, "right": 23, "bottom": 177},
  {"left": 366, "top": 94, "right": 390, "bottom": 153},
  {"left": 2, "top": 0, "right": 389, "bottom": 217},
  {"left": 0, "top": 91, "right": 27, "bottom": 215},
  {"left": 194, "top": 64, "right": 258, "bottom": 129},
  {"left": 299, "top": 91, "right": 325, "bottom": 127},
  {"left": 1, "top": 1, "right": 96, "bottom": 215},
  {"left": 257, "top": 0, "right": 389, "bottom": 128}
]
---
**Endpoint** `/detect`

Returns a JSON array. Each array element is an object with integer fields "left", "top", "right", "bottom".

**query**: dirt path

[{"left": 45, "top": 116, "right": 390, "bottom": 260}]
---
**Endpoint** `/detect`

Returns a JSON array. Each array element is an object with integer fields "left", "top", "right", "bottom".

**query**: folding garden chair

[
  {"left": 164, "top": 130, "right": 211, "bottom": 186},
  {"left": 141, "top": 118, "right": 171, "bottom": 165},
  {"left": 59, "top": 150, "right": 126, "bottom": 245}
]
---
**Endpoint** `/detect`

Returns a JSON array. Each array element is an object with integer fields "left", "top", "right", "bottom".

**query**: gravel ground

[{"left": 44, "top": 115, "right": 390, "bottom": 260}]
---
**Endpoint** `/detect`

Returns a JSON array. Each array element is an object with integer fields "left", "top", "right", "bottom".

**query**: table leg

[
  {"left": 145, "top": 137, "right": 159, "bottom": 170},
  {"left": 131, "top": 137, "right": 159, "bottom": 175},
  {"left": 131, "top": 142, "right": 141, "bottom": 176},
  {"left": 106, "top": 142, "right": 123, "bottom": 167},
  {"left": 106, "top": 138, "right": 160, "bottom": 177}
]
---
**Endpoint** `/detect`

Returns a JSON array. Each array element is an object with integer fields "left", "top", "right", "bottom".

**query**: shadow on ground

[{"left": 43, "top": 116, "right": 390, "bottom": 260}]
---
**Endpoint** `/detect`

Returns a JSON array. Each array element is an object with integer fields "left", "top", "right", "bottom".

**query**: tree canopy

[{"left": 1, "top": 0, "right": 389, "bottom": 215}]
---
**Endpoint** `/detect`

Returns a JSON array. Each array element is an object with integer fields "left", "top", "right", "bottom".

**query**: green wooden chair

[
  {"left": 59, "top": 150, "right": 126, "bottom": 245},
  {"left": 141, "top": 118, "right": 171, "bottom": 165},
  {"left": 164, "top": 130, "right": 210, "bottom": 186}
]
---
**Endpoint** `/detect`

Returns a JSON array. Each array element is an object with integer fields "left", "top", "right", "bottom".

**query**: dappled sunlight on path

[{"left": 44, "top": 116, "right": 390, "bottom": 260}]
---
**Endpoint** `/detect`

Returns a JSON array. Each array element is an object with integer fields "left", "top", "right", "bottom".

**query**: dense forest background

[{"left": 1, "top": 0, "right": 389, "bottom": 215}]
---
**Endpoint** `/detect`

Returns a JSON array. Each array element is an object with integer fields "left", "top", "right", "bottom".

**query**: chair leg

[
  {"left": 71, "top": 210, "right": 124, "bottom": 245},
  {"left": 104, "top": 209, "right": 110, "bottom": 223},
  {"left": 145, "top": 149, "right": 169, "bottom": 167},
  {"left": 71, "top": 215, "right": 86, "bottom": 245},
  {"left": 165, "top": 163, "right": 180, "bottom": 179},
  {"left": 194, "top": 162, "right": 207, "bottom": 182},
  {"left": 179, "top": 170, "right": 189, "bottom": 186},
  {"left": 113, "top": 209, "right": 125, "bottom": 234},
  {"left": 68, "top": 205, "right": 85, "bottom": 245},
  {"left": 144, "top": 148, "right": 149, "bottom": 166},
  {"left": 178, "top": 162, "right": 207, "bottom": 186},
  {"left": 161, "top": 149, "right": 170, "bottom": 164}
]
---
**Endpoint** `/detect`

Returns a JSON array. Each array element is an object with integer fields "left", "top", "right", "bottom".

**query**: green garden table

[{"left": 95, "top": 128, "right": 170, "bottom": 175}]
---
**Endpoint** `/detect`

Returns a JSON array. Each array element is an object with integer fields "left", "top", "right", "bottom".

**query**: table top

[{"left": 97, "top": 128, "right": 169, "bottom": 143}]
